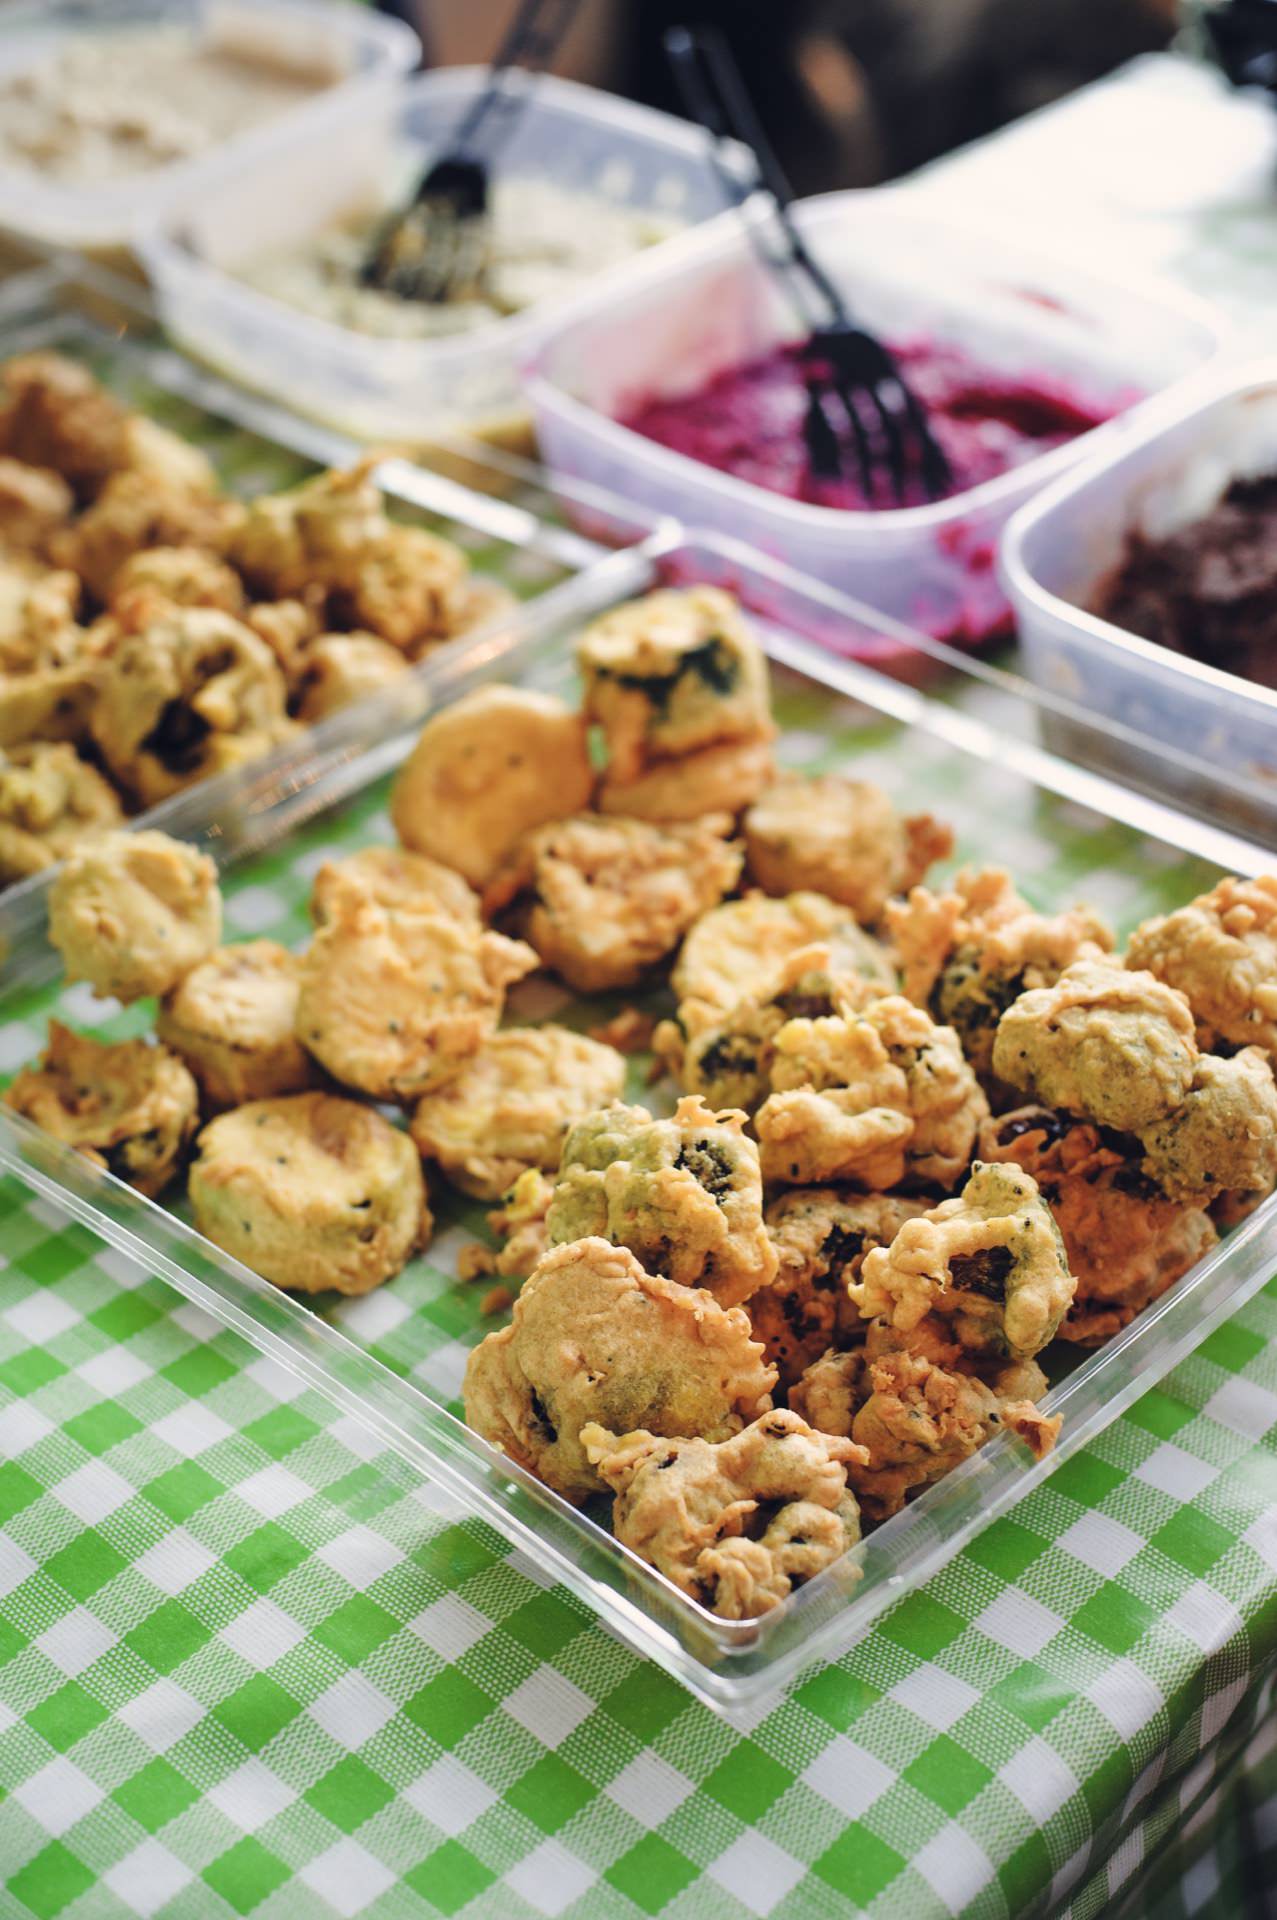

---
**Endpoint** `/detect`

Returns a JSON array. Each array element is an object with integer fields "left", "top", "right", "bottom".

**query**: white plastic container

[
  {"left": 0, "top": 0, "right": 417, "bottom": 255},
  {"left": 523, "top": 190, "right": 1225, "bottom": 657},
  {"left": 139, "top": 69, "right": 741, "bottom": 456},
  {"left": 1001, "top": 360, "right": 1277, "bottom": 836}
]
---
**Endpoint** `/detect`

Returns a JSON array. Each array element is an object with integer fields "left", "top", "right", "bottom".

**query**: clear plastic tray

[
  {"left": 1001, "top": 357, "right": 1277, "bottom": 841},
  {"left": 138, "top": 67, "right": 744, "bottom": 456},
  {"left": 523, "top": 189, "right": 1226, "bottom": 657},
  {"left": 0, "top": 262, "right": 616, "bottom": 900},
  {"left": 0, "top": 523, "right": 1272, "bottom": 1720},
  {"left": 0, "top": 0, "right": 417, "bottom": 255}
]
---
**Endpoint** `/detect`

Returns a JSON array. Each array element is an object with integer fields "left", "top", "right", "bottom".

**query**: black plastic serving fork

[
  {"left": 363, "top": 0, "right": 583, "bottom": 305},
  {"left": 666, "top": 26, "right": 951, "bottom": 505}
]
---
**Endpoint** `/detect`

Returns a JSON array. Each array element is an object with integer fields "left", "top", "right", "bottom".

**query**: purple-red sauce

[{"left": 621, "top": 339, "right": 1128, "bottom": 511}]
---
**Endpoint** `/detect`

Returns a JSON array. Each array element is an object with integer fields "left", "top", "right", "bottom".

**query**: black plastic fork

[
  {"left": 363, "top": 0, "right": 582, "bottom": 305},
  {"left": 666, "top": 26, "right": 951, "bottom": 505}
]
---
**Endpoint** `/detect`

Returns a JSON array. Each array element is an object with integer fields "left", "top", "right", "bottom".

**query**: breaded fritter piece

[
  {"left": 0, "top": 741, "right": 122, "bottom": 882},
  {"left": 0, "top": 456, "right": 74, "bottom": 556},
  {"left": 392, "top": 686, "right": 594, "bottom": 890},
  {"left": 5, "top": 1022, "right": 197, "bottom": 1197},
  {"left": 1139, "top": 1048, "right": 1277, "bottom": 1206},
  {"left": 598, "top": 735, "right": 776, "bottom": 824},
  {"left": 157, "top": 941, "right": 314, "bottom": 1110},
  {"left": 672, "top": 890, "right": 896, "bottom": 1036},
  {"left": 992, "top": 959, "right": 1198, "bottom": 1134},
  {"left": 295, "top": 631, "right": 407, "bottom": 721},
  {"left": 1126, "top": 875, "right": 1277, "bottom": 1063},
  {"left": 463, "top": 1236, "right": 775, "bottom": 1500},
  {"left": 582, "top": 1411, "right": 865, "bottom": 1617},
  {"left": 745, "top": 772, "right": 952, "bottom": 925},
  {"left": 410, "top": 1025, "right": 627, "bottom": 1200},
  {"left": 309, "top": 844, "right": 479, "bottom": 930},
  {"left": 52, "top": 471, "right": 242, "bottom": 603},
  {"left": 0, "top": 352, "right": 129, "bottom": 499},
  {"left": 189, "top": 1092, "right": 429, "bottom": 1296},
  {"left": 485, "top": 812, "right": 742, "bottom": 995},
  {"left": 547, "top": 1096, "right": 777, "bottom": 1308},
  {"left": 49, "top": 828, "right": 221, "bottom": 1003}
]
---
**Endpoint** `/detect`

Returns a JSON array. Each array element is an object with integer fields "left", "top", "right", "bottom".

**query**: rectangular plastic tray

[
  {"left": 523, "top": 188, "right": 1225, "bottom": 655},
  {"left": 138, "top": 66, "right": 745, "bottom": 455},
  {"left": 0, "top": 263, "right": 616, "bottom": 904},
  {"left": 0, "top": 526, "right": 1272, "bottom": 1720},
  {"left": 0, "top": 0, "right": 417, "bottom": 257},
  {"left": 1001, "top": 356, "right": 1277, "bottom": 841}
]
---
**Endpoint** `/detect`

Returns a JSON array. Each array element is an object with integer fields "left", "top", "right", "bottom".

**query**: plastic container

[
  {"left": 0, "top": 0, "right": 416, "bottom": 258},
  {"left": 1001, "top": 360, "right": 1277, "bottom": 838},
  {"left": 0, "top": 521, "right": 1271, "bottom": 1717},
  {"left": 523, "top": 191, "right": 1226, "bottom": 658},
  {"left": 139, "top": 68, "right": 743, "bottom": 461}
]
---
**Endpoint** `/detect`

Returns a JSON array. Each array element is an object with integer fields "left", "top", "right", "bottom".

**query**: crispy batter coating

[
  {"left": 888, "top": 866, "right": 1112, "bottom": 1085},
  {"left": 757, "top": 996, "right": 987, "bottom": 1191},
  {"left": 157, "top": 941, "right": 315, "bottom": 1110},
  {"left": 0, "top": 568, "right": 101, "bottom": 746},
  {"left": 1126, "top": 876, "right": 1277, "bottom": 1062},
  {"left": 852, "top": 1160, "right": 1074, "bottom": 1361},
  {"left": 295, "top": 631, "right": 408, "bottom": 721},
  {"left": 5, "top": 1021, "right": 197, "bottom": 1197},
  {"left": 992, "top": 959, "right": 1198, "bottom": 1134},
  {"left": 310, "top": 845, "right": 479, "bottom": 930},
  {"left": 335, "top": 521, "right": 470, "bottom": 653},
  {"left": 392, "top": 686, "right": 594, "bottom": 889},
  {"left": 678, "top": 944, "right": 886, "bottom": 1114},
  {"left": 487, "top": 1167, "right": 555, "bottom": 1279},
  {"left": 1139, "top": 1048, "right": 1277, "bottom": 1206},
  {"left": 745, "top": 773, "right": 952, "bottom": 925},
  {"left": 463, "top": 1236, "right": 775, "bottom": 1500},
  {"left": 0, "top": 741, "right": 122, "bottom": 882},
  {"left": 190, "top": 1092, "right": 429, "bottom": 1296},
  {"left": 547, "top": 1096, "right": 778, "bottom": 1307},
  {"left": 485, "top": 813, "right": 742, "bottom": 995},
  {"left": 89, "top": 607, "right": 295, "bottom": 806},
  {"left": 109, "top": 545, "right": 246, "bottom": 618},
  {"left": 0, "top": 457, "right": 74, "bottom": 555},
  {"left": 671, "top": 891, "right": 896, "bottom": 1036},
  {"left": 597, "top": 734, "right": 775, "bottom": 823},
  {"left": 582, "top": 1411, "right": 864, "bottom": 1617},
  {"left": 0, "top": 352, "right": 129, "bottom": 499},
  {"left": 296, "top": 894, "right": 536, "bottom": 1101},
  {"left": 52, "top": 471, "right": 242, "bottom": 603},
  {"left": 753, "top": 1189, "right": 927, "bottom": 1388},
  {"left": 409, "top": 1025, "right": 627, "bottom": 1200},
  {"left": 49, "top": 828, "right": 222, "bottom": 1003},
  {"left": 228, "top": 459, "right": 390, "bottom": 600},
  {"left": 244, "top": 596, "right": 324, "bottom": 691},
  {"left": 578, "top": 586, "right": 773, "bottom": 782},
  {"left": 791, "top": 1346, "right": 1058, "bottom": 1521},
  {"left": 980, "top": 1106, "right": 1218, "bottom": 1345}
]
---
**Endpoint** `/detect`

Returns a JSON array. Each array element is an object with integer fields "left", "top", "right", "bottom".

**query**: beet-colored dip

[{"left": 621, "top": 339, "right": 1127, "bottom": 511}]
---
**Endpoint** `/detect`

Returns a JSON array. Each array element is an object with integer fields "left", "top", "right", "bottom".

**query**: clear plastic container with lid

[
  {"left": 521, "top": 190, "right": 1225, "bottom": 658},
  {"left": 0, "top": 0, "right": 417, "bottom": 256},
  {"left": 139, "top": 68, "right": 744, "bottom": 459}
]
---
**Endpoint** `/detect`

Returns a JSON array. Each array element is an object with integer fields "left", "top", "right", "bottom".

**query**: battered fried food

[
  {"left": 0, "top": 352, "right": 129, "bottom": 499},
  {"left": 756, "top": 995, "right": 987, "bottom": 1191},
  {"left": 745, "top": 772, "right": 952, "bottom": 924},
  {"left": 0, "top": 568, "right": 100, "bottom": 746},
  {"left": 888, "top": 866, "right": 1113, "bottom": 1085},
  {"left": 189, "top": 1092, "right": 429, "bottom": 1296},
  {"left": 228, "top": 459, "right": 389, "bottom": 600},
  {"left": 244, "top": 596, "right": 324, "bottom": 691},
  {"left": 597, "top": 734, "right": 776, "bottom": 823},
  {"left": 671, "top": 891, "right": 896, "bottom": 1036},
  {"left": 981, "top": 1106, "right": 1218, "bottom": 1345},
  {"left": 109, "top": 545, "right": 246, "bottom": 618},
  {"left": 992, "top": 959, "right": 1198, "bottom": 1134},
  {"left": 5, "top": 1021, "right": 197, "bottom": 1197},
  {"left": 336, "top": 521, "right": 470, "bottom": 653},
  {"left": 547, "top": 1096, "right": 777, "bottom": 1307},
  {"left": 392, "top": 686, "right": 594, "bottom": 889},
  {"left": 48, "top": 828, "right": 222, "bottom": 1003},
  {"left": 1139, "top": 1048, "right": 1277, "bottom": 1206},
  {"left": 462, "top": 1236, "right": 775, "bottom": 1500},
  {"left": 852, "top": 1160, "right": 1075, "bottom": 1362},
  {"left": 0, "top": 740, "right": 122, "bottom": 882},
  {"left": 582, "top": 1411, "right": 865, "bottom": 1617},
  {"left": 1126, "top": 875, "right": 1277, "bottom": 1063},
  {"left": 295, "top": 632, "right": 408, "bottom": 721},
  {"left": 752, "top": 1189, "right": 927, "bottom": 1387},
  {"left": 485, "top": 813, "right": 742, "bottom": 995},
  {"left": 0, "top": 457, "right": 73, "bottom": 556},
  {"left": 296, "top": 893, "right": 536, "bottom": 1100},
  {"left": 52, "top": 470, "right": 242, "bottom": 603},
  {"left": 89, "top": 607, "right": 295, "bottom": 806},
  {"left": 486, "top": 1167, "right": 555, "bottom": 1279},
  {"left": 578, "top": 586, "right": 773, "bottom": 781},
  {"left": 409, "top": 1025, "right": 627, "bottom": 1200},
  {"left": 157, "top": 941, "right": 314, "bottom": 1110},
  {"left": 309, "top": 844, "right": 479, "bottom": 930}
]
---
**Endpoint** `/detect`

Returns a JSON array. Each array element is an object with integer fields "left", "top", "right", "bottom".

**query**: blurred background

[{"left": 403, "top": 0, "right": 1183, "bottom": 192}]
